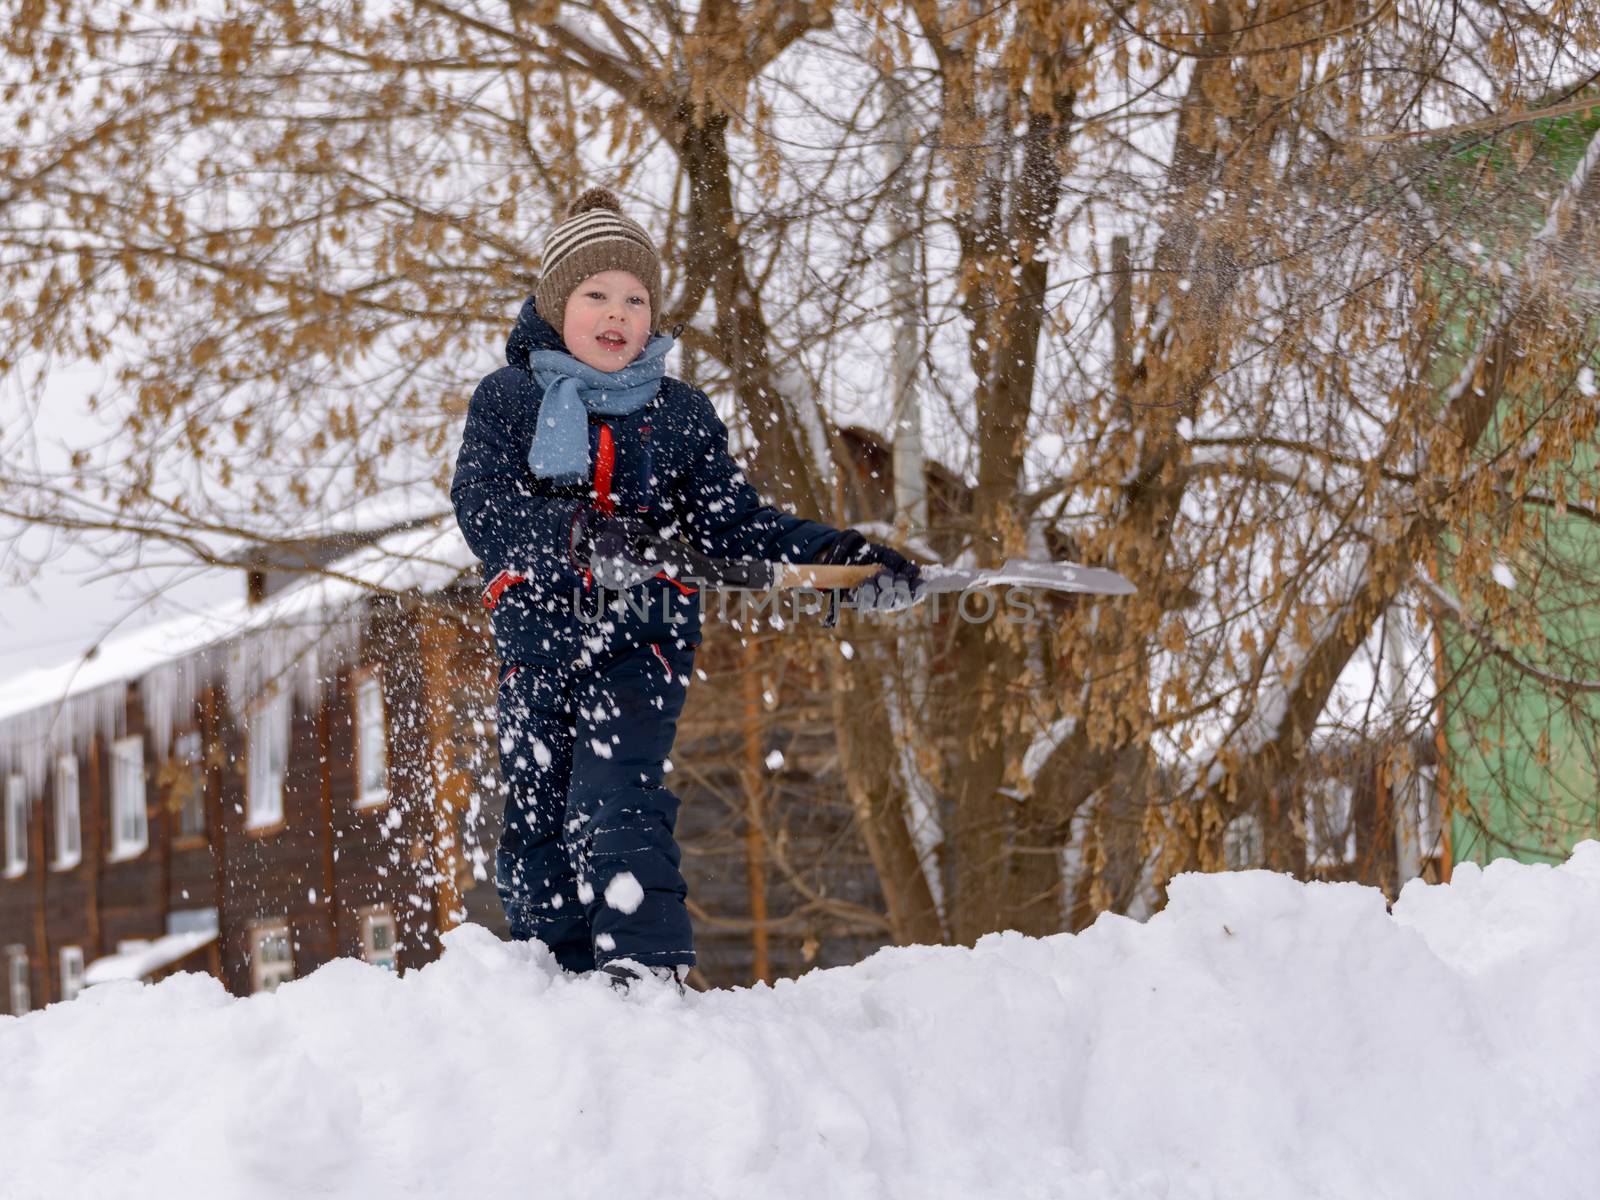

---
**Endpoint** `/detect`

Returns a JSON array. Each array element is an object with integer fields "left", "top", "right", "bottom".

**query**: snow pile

[{"left": 5, "top": 848, "right": 1599, "bottom": 1199}]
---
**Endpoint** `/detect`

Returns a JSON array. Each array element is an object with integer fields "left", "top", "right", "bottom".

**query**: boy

[{"left": 451, "top": 188, "right": 921, "bottom": 989}]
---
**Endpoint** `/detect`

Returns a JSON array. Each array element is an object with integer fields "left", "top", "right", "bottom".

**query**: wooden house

[
  {"left": 0, "top": 427, "right": 949, "bottom": 1007},
  {"left": 0, "top": 557, "right": 498, "bottom": 1007}
]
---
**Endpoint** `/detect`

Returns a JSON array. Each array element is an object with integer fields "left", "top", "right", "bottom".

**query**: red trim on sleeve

[
  {"left": 482, "top": 569, "right": 527, "bottom": 610},
  {"left": 655, "top": 571, "right": 697, "bottom": 597}
]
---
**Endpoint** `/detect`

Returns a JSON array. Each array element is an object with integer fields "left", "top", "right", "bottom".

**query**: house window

[
  {"left": 353, "top": 675, "right": 388, "bottom": 808},
  {"left": 1411, "top": 763, "right": 1442, "bottom": 855},
  {"left": 54, "top": 755, "right": 82, "bottom": 868},
  {"left": 173, "top": 731, "right": 207, "bottom": 841},
  {"left": 250, "top": 921, "right": 294, "bottom": 993},
  {"left": 3, "top": 775, "right": 26, "bottom": 877},
  {"left": 59, "top": 946, "right": 85, "bottom": 1001},
  {"left": 1304, "top": 780, "right": 1356, "bottom": 870},
  {"left": 167, "top": 906, "right": 219, "bottom": 937},
  {"left": 5, "top": 947, "right": 28, "bottom": 1015},
  {"left": 247, "top": 689, "right": 290, "bottom": 829},
  {"left": 110, "top": 736, "right": 149, "bottom": 859},
  {"left": 360, "top": 906, "right": 397, "bottom": 971},
  {"left": 1223, "top": 812, "right": 1263, "bottom": 870}
]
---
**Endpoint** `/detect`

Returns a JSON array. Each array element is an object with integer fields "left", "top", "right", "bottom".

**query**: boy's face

[{"left": 561, "top": 270, "right": 652, "bottom": 372}]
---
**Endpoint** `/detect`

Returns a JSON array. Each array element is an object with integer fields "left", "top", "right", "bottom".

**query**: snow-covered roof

[
  {"left": 219, "top": 491, "right": 455, "bottom": 572},
  {"left": 83, "top": 931, "right": 218, "bottom": 986},
  {"left": 0, "top": 602, "right": 253, "bottom": 729},
  {"left": 0, "top": 517, "right": 477, "bottom": 794},
  {"left": 0, "top": 517, "right": 471, "bottom": 722}
]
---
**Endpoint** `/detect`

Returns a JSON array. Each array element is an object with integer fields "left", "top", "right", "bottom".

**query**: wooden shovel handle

[{"left": 771, "top": 563, "right": 882, "bottom": 590}]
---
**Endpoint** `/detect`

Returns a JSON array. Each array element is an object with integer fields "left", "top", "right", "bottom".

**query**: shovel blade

[{"left": 921, "top": 559, "right": 1136, "bottom": 596}]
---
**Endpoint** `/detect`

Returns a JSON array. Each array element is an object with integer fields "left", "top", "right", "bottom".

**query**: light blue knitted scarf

[{"left": 526, "top": 332, "right": 674, "bottom": 484}]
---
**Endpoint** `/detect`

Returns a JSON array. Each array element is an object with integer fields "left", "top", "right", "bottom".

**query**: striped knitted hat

[{"left": 534, "top": 188, "right": 661, "bottom": 336}]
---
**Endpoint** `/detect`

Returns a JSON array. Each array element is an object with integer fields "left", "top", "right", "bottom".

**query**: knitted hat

[{"left": 534, "top": 188, "right": 661, "bottom": 335}]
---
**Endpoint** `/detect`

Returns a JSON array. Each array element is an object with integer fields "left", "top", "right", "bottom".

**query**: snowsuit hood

[{"left": 505, "top": 295, "right": 566, "bottom": 369}]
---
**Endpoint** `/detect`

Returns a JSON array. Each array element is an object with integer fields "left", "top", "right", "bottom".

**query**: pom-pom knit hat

[{"left": 534, "top": 188, "right": 661, "bottom": 336}]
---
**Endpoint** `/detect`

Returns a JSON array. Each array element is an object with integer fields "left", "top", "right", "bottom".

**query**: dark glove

[
  {"left": 569, "top": 507, "right": 660, "bottom": 591},
  {"left": 815, "top": 529, "right": 924, "bottom": 613}
]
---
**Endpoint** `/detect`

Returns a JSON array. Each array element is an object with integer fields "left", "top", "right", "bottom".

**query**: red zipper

[{"left": 594, "top": 423, "right": 616, "bottom": 516}]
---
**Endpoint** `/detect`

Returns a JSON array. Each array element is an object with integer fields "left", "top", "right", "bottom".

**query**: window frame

[
  {"left": 359, "top": 904, "right": 398, "bottom": 971},
  {"left": 249, "top": 919, "right": 295, "bottom": 994},
  {"left": 166, "top": 906, "right": 219, "bottom": 937},
  {"left": 58, "top": 945, "right": 85, "bottom": 1002},
  {"left": 172, "top": 730, "right": 208, "bottom": 845},
  {"left": 3, "top": 775, "right": 26, "bottom": 878},
  {"left": 108, "top": 735, "right": 149, "bottom": 861},
  {"left": 53, "top": 754, "right": 82, "bottom": 869},
  {"left": 246, "top": 688, "right": 290, "bottom": 832},
  {"left": 352, "top": 670, "right": 389, "bottom": 809},
  {"left": 1303, "top": 778, "right": 1357, "bottom": 870},
  {"left": 5, "top": 946, "right": 29, "bottom": 1015},
  {"left": 1222, "top": 811, "right": 1264, "bottom": 870},
  {"left": 1411, "top": 763, "right": 1442, "bottom": 854}
]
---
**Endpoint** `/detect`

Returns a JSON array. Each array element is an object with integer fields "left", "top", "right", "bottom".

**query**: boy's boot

[{"left": 600, "top": 958, "right": 689, "bottom": 996}]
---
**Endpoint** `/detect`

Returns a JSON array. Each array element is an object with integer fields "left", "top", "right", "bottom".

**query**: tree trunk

[
  {"left": 739, "top": 641, "right": 773, "bottom": 983},
  {"left": 678, "top": 108, "right": 830, "bottom": 519}
]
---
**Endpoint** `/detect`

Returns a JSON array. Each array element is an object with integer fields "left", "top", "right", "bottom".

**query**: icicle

[
  {"left": 140, "top": 654, "right": 210, "bottom": 760},
  {"left": 0, "top": 681, "right": 129, "bottom": 797},
  {"left": 0, "top": 517, "right": 469, "bottom": 787},
  {"left": 0, "top": 708, "right": 56, "bottom": 798},
  {"left": 0, "top": 595, "right": 367, "bottom": 790},
  {"left": 222, "top": 592, "right": 365, "bottom": 721}
]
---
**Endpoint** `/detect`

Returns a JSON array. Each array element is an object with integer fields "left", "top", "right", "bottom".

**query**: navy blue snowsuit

[{"left": 451, "top": 298, "right": 842, "bottom": 973}]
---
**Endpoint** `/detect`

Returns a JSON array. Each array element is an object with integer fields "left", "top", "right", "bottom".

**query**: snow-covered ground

[{"left": 4, "top": 848, "right": 1598, "bottom": 1200}]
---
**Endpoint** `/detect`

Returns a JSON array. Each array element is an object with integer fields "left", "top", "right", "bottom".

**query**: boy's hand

[
  {"left": 569, "top": 507, "right": 660, "bottom": 590},
  {"left": 815, "top": 529, "right": 924, "bottom": 612}
]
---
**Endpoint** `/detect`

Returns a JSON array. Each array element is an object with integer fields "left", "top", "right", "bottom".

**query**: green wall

[{"left": 1431, "top": 101, "right": 1600, "bottom": 865}]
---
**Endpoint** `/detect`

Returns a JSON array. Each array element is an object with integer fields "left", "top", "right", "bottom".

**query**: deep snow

[{"left": 4, "top": 847, "right": 1599, "bottom": 1199}]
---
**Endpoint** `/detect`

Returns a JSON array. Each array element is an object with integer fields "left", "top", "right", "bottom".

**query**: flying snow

[{"left": 603, "top": 872, "right": 644, "bottom": 915}]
